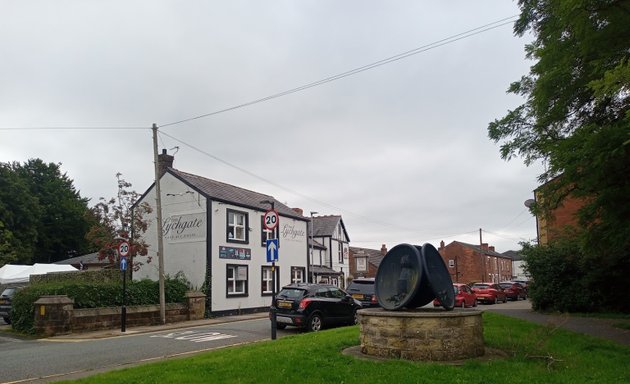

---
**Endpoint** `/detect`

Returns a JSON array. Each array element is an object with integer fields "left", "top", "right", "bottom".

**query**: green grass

[{"left": 62, "top": 312, "right": 630, "bottom": 384}]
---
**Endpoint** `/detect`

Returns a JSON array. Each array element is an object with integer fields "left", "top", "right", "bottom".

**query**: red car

[
  {"left": 471, "top": 282, "right": 507, "bottom": 304},
  {"left": 498, "top": 281, "right": 527, "bottom": 301},
  {"left": 433, "top": 283, "right": 478, "bottom": 308}
]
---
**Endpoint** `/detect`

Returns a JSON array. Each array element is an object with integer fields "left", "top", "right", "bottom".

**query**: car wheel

[
  {"left": 307, "top": 314, "right": 323, "bottom": 332},
  {"left": 494, "top": 296, "right": 498, "bottom": 304},
  {"left": 461, "top": 300, "right": 466, "bottom": 309},
  {"left": 275, "top": 323, "right": 287, "bottom": 330},
  {"left": 473, "top": 300, "right": 477, "bottom": 307},
  {"left": 503, "top": 296, "right": 508, "bottom": 303}
]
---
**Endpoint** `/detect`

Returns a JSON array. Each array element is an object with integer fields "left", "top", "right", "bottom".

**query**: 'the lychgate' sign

[{"left": 162, "top": 212, "right": 206, "bottom": 243}]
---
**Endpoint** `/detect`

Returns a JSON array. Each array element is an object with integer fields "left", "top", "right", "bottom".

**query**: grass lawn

[{"left": 62, "top": 312, "right": 629, "bottom": 384}]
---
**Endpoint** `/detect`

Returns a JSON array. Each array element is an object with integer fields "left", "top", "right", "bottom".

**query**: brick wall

[{"left": 438, "top": 242, "right": 512, "bottom": 284}]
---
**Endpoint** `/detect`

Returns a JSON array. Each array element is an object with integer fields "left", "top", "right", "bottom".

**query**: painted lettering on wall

[
  {"left": 280, "top": 223, "right": 305, "bottom": 242},
  {"left": 163, "top": 212, "right": 206, "bottom": 243}
]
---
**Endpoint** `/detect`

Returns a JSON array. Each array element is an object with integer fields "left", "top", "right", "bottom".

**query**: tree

[
  {"left": 489, "top": 1, "right": 630, "bottom": 311},
  {"left": 86, "top": 173, "right": 152, "bottom": 270},
  {"left": 0, "top": 163, "right": 41, "bottom": 265},
  {"left": 10, "top": 159, "right": 93, "bottom": 263}
]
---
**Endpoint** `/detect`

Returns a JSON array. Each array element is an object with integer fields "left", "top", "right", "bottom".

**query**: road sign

[
  {"left": 120, "top": 257, "right": 127, "bottom": 271},
  {"left": 118, "top": 241, "right": 130, "bottom": 257},
  {"left": 263, "top": 209, "right": 279, "bottom": 231},
  {"left": 266, "top": 239, "right": 279, "bottom": 262}
]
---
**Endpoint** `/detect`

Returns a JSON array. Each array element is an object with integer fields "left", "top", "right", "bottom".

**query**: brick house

[
  {"left": 348, "top": 244, "right": 388, "bottom": 278},
  {"left": 534, "top": 181, "right": 588, "bottom": 245},
  {"left": 438, "top": 241, "right": 512, "bottom": 284}
]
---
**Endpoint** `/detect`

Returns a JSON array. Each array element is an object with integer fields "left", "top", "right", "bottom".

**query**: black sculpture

[{"left": 375, "top": 243, "right": 455, "bottom": 310}]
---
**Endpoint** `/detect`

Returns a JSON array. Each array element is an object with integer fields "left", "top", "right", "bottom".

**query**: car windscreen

[
  {"left": 1, "top": 288, "right": 16, "bottom": 297},
  {"left": 277, "top": 288, "right": 306, "bottom": 299},
  {"left": 499, "top": 283, "right": 512, "bottom": 289},
  {"left": 472, "top": 284, "right": 490, "bottom": 289},
  {"left": 347, "top": 281, "right": 374, "bottom": 294}
]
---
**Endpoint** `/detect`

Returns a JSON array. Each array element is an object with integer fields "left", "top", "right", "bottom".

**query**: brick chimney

[
  {"left": 489, "top": 246, "right": 495, "bottom": 252},
  {"left": 481, "top": 243, "right": 489, "bottom": 250},
  {"left": 439, "top": 240, "right": 445, "bottom": 250},
  {"left": 380, "top": 244, "right": 388, "bottom": 256},
  {"left": 157, "top": 149, "right": 174, "bottom": 177},
  {"left": 291, "top": 207, "right": 304, "bottom": 216}
]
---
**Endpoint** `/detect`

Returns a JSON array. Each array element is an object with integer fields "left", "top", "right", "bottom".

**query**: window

[
  {"left": 338, "top": 242, "right": 343, "bottom": 263},
  {"left": 227, "top": 209, "right": 248, "bottom": 243},
  {"left": 261, "top": 266, "right": 279, "bottom": 296},
  {"left": 356, "top": 257, "right": 367, "bottom": 271},
  {"left": 226, "top": 264, "right": 248, "bottom": 297},
  {"left": 448, "top": 259, "right": 455, "bottom": 268},
  {"left": 291, "top": 266, "right": 305, "bottom": 284}
]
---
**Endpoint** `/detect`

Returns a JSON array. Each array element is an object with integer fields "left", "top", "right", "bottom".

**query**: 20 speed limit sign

[
  {"left": 263, "top": 210, "right": 279, "bottom": 231},
  {"left": 118, "top": 241, "right": 130, "bottom": 257}
]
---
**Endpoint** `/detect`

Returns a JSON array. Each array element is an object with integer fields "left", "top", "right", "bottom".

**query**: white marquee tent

[{"left": 0, "top": 263, "right": 78, "bottom": 285}]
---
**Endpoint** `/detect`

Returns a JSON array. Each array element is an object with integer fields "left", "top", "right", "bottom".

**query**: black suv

[
  {"left": 346, "top": 277, "right": 378, "bottom": 307},
  {"left": 271, "top": 283, "right": 362, "bottom": 332},
  {"left": 0, "top": 286, "right": 21, "bottom": 324}
]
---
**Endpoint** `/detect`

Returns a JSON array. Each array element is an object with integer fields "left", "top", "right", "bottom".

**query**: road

[{"left": 0, "top": 317, "right": 290, "bottom": 383}]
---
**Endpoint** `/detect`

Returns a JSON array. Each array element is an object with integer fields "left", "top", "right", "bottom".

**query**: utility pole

[
  {"left": 309, "top": 211, "right": 318, "bottom": 283},
  {"left": 152, "top": 123, "right": 166, "bottom": 324},
  {"left": 479, "top": 228, "right": 485, "bottom": 282}
]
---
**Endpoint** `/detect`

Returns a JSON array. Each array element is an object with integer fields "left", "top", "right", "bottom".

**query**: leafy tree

[
  {"left": 489, "top": 1, "right": 630, "bottom": 311},
  {"left": 9, "top": 159, "right": 93, "bottom": 263},
  {"left": 86, "top": 173, "right": 152, "bottom": 271}
]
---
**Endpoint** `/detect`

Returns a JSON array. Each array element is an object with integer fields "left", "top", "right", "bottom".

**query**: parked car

[
  {"left": 0, "top": 286, "right": 22, "bottom": 324},
  {"left": 271, "top": 283, "right": 362, "bottom": 332},
  {"left": 433, "top": 283, "right": 477, "bottom": 308},
  {"left": 471, "top": 282, "right": 507, "bottom": 304},
  {"left": 498, "top": 281, "right": 527, "bottom": 301},
  {"left": 346, "top": 277, "right": 378, "bottom": 307}
]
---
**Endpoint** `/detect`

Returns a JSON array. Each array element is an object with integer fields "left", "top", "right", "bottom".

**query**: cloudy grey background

[{"left": 1, "top": 1, "right": 542, "bottom": 254}]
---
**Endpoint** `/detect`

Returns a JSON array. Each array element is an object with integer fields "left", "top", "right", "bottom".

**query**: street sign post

[{"left": 117, "top": 240, "right": 129, "bottom": 332}]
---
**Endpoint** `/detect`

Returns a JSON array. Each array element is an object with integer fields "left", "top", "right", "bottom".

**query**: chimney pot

[{"left": 380, "top": 244, "right": 387, "bottom": 256}]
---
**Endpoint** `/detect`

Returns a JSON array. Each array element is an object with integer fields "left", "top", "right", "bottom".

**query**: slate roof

[
  {"left": 502, "top": 250, "right": 523, "bottom": 261},
  {"left": 169, "top": 168, "right": 306, "bottom": 221},
  {"left": 310, "top": 265, "right": 343, "bottom": 276},
  {"left": 350, "top": 246, "right": 385, "bottom": 269},
  {"left": 54, "top": 252, "right": 111, "bottom": 266},
  {"left": 311, "top": 215, "right": 350, "bottom": 240}
]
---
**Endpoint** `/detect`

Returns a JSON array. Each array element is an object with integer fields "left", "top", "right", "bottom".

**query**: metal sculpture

[{"left": 375, "top": 243, "right": 455, "bottom": 310}]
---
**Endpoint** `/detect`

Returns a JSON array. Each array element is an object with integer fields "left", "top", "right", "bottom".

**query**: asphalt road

[{"left": 0, "top": 317, "right": 287, "bottom": 383}]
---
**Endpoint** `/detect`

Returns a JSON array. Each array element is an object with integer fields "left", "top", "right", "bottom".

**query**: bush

[
  {"left": 523, "top": 241, "right": 599, "bottom": 312},
  {"left": 10, "top": 276, "right": 190, "bottom": 333}
]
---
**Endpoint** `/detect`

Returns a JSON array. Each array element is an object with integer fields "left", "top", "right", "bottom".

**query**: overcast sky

[{"left": 1, "top": 1, "right": 543, "bottom": 254}]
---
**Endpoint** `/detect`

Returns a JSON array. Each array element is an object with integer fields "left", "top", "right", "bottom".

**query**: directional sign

[
  {"left": 263, "top": 209, "right": 279, "bottom": 231},
  {"left": 120, "top": 257, "right": 128, "bottom": 271},
  {"left": 266, "top": 239, "right": 279, "bottom": 262},
  {"left": 118, "top": 241, "right": 130, "bottom": 257}
]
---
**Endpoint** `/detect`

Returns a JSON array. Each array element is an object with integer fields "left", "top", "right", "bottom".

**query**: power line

[
  {"left": 0, "top": 126, "right": 148, "bottom": 131},
  {"left": 158, "top": 15, "right": 518, "bottom": 129}
]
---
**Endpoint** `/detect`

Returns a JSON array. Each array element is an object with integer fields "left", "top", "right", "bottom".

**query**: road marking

[{"left": 150, "top": 330, "right": 236, "bottom": 343}]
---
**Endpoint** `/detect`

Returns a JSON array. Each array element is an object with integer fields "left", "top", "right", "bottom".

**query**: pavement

[{"left": 483, "top": 299, "right": 630, "bottom": 346}]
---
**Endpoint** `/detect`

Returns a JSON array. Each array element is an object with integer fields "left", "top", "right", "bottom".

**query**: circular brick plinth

[{"left": 358, "top": 307, "right": 484, "bottom": 361}]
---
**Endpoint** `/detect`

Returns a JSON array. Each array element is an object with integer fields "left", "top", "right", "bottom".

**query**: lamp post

[
  {"left": 260, "top": 200, "right": 277, "bottom": 340},
  {"left": 310, "top": 211, "right": 318, "bottom": 283}
]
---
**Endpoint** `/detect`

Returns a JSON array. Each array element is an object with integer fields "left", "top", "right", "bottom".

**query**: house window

[
  {"left": 226, "top": 264, "right": 248, "bottom": 297},
  {"left": 260, "top": 216, "right": 279, "bottom": 247},
  {"left": 261, "top": 266, "right": 279, "bottom": 296},
  {"left": 356, "top": 257, "right": 367, "bottom": 272},
  {"left": 338, "top": 242, "right": 343, "bottom": 263},
  {"left": 448, "top": 259, "right": 455, "bottom": 268},
  {"left": 291, "top": 266, "right": 305, "bottom": 284},
  {"left": 227, "top": 209, "right": 248, "bottom": 243}
]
